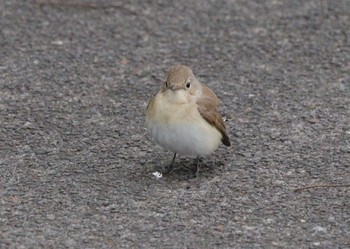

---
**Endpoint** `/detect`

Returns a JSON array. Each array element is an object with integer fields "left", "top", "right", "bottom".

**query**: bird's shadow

[{"left": 153, "top": 157, "right": 226, "bottom": 182}]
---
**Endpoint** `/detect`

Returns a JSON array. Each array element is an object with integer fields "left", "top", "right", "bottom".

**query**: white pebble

[{"left": 152, "top": 171, "right": 163, "bottom": 179}]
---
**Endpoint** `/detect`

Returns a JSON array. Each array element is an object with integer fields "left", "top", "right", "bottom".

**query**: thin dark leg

[
  {"left": 163, "top": 153, "right": 176, "bottom": 174},
  {"left": 193, "top": 156, "right": 200, "bottom": 177}
]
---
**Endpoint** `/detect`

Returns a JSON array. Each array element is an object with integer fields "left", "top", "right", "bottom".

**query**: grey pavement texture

[{"left": 1, "top": 0, "right": 349, "bottom": 248}]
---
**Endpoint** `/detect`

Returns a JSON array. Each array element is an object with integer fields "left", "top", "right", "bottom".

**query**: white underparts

[
  {"left": 147, "top": 118, "right": 222, "bottom": 156},
  {"left": 146, "top": 89, "right": 222, "bottom": 156}
]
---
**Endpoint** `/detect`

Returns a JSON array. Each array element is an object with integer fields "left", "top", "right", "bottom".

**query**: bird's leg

[
  {"left": 163, "top": 153, "right": 176, "bottom": 174},
  {"left": 192, "top": 156, "right": 200, "bottom": 177}
]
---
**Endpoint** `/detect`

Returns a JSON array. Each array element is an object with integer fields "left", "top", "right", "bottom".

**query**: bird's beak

[{"left": 168, "top": 84, "right": 181, "bottom": 91}]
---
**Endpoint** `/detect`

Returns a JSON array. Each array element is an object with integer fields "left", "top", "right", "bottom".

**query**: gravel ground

[{"left": 1, "top": 0, "right": 349, "bottom": 248}]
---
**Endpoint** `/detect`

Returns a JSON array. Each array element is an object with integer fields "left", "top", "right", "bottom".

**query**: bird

[{"left": 146, "top": 65, "right": 230, "bottom": 175}]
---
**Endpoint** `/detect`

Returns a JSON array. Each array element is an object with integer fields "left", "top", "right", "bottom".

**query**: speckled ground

[{"left": 1, "top": 0, "right": 349, "bottom": 248}]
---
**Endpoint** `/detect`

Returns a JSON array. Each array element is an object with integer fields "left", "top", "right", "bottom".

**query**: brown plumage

[{"left": 197, "top": 85, "right": 231, "bottom": 146}]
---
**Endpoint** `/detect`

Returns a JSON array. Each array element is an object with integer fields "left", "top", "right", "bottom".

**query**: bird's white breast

[{"left": 146, "top": 91, "right": 222, "bottom": 156}]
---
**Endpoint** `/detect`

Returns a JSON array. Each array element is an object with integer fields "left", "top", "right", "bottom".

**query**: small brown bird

[{"left": 146, "top": 65, "right": 230, "bottom": 175}]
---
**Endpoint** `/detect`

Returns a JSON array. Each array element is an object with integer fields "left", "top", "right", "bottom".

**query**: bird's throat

[{"left": 163, "top": 89, "right": 189, "bottom": 105}]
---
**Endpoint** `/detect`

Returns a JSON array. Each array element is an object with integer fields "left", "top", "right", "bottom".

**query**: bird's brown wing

[{"left": 197, "top": 86, "right": 231, "bottom": 146}]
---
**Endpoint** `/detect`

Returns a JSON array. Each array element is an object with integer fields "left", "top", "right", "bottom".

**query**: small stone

[{"left": 51, "top": 40, "right": 64, "bottom": 45}]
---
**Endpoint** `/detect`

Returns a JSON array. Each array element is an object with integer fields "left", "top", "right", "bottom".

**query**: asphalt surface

[{"left": 1, "top": 0, "right": 349, "bottom": 248}]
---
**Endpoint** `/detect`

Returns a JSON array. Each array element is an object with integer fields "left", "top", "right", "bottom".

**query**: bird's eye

[{"left": 185, "top": 81, "right": 191, "bottom": 88}]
